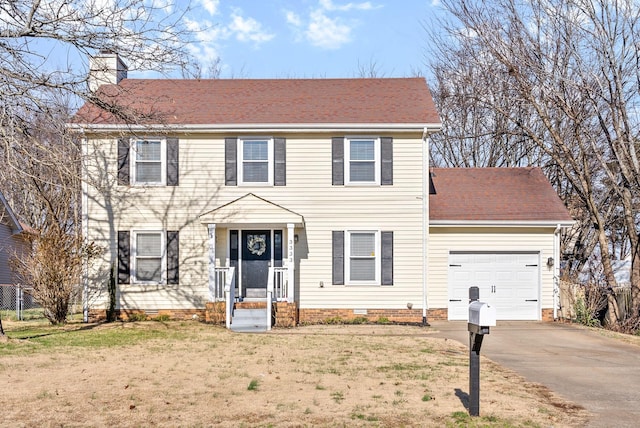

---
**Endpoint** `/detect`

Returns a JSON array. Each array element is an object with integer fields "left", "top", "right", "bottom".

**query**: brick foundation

[
  {"left": 541, "top": 308, "right": 554, "bottom": 322},
  {"left": 90, "top": 306, "right": 555, "bottom": 324},
  {"left": 205, "top": 301, "right": 226, "bottom": 324},
  {"left": 274, "top": 302, "right": 298, "bottom": 327},
  {"left": 298, "top": 308, "right": 449, "bottom": 324},
  {"left": 89, "top": 308, "right": 206, "bottom": 322}
]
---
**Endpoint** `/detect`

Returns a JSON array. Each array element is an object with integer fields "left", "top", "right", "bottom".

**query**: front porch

[
  {"left": 199, "top": 193, "right": 304, "bottom": 331},
  {"left": 205, "top": 266, "right": 298, "bottom": 330}
]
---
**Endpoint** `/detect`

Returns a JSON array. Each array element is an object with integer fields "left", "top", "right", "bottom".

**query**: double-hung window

[
  {"left": 133, "top": 139, "right": 166, "bottom": 185},
  {"left": 332, "top": 230, "right": 393, "bottom": 286},
  {"left": 346, "top": 231, "right": 379, "bottom": 283},
  {"left": 240, "top": 138, "right": 273, "bottom": 185},
  {"left": 132, "top": 231, "right": 165, "bottom": 283},
  {"left": 347, "top": 138, "right": 379, "bottom": 184}
]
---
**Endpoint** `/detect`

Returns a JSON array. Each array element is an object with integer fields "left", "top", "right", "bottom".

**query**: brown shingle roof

[
  {"left": 73, "top": 77, "right": 440, "bottom": 126},
  {"left": 429, "top": 167, "right": 573, "bottom": 222}
]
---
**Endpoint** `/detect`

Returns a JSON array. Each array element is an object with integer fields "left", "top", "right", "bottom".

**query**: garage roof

[{"left": 429, "top": 167, "right": 573, "bottom": 224}]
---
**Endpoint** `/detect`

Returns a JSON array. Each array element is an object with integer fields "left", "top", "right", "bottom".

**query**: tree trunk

[{"left": 0, "top": 316, "right": 5, "bottom": 336}]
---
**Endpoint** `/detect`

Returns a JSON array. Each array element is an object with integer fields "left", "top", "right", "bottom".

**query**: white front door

[{"left": 448, "top": 252, "right": 540, "bottom": 320}]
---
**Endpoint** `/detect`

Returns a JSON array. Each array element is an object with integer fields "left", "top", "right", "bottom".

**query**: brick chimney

[{"left": 88, "top": 50, "right": 128, "bottom": 92}]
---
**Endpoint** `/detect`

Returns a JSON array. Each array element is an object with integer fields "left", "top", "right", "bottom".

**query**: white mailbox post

[{"left": 467, "top": 286, "right": 496, "bottom": 417}]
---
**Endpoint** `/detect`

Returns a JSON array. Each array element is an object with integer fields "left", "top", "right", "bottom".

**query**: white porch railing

[
  {"left": 211, "top": 267, "right": 236, "bottom": 329},
  {"left": 211, "top": 267, "right": 234, "bottom": 302},
  {"left": 268, "top": 267, "right": 290, "bottom": 302}
]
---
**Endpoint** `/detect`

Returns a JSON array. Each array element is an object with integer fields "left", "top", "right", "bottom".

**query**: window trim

[
  {"left": 238, "top": 137, "right": 274, "bottom": 186},
  {"left": 130, "top": 137, "right": 167, "bottom": 186},
  {"left": 345, "top": 230, "right": 380, "bottom": 285},
  {"left": 131, "top": 230, "right": 166, "bottom": 284},
  {"left": 344, "top": 137, "right": 380, "bottom": 186}
]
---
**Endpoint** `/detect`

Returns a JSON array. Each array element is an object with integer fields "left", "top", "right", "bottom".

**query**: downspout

[
  {"left": 422, "top": 127, "right": 430, "bottom": 326},
  {"left": 81, "top": 136, "right": 89, "bottom": 323},
  {"left": 553, "top": 223, "right": 561, "bottom": 320}
]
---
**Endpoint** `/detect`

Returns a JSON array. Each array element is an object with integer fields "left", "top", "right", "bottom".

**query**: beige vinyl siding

[
  {"left": 428, "top": 227, "right": 556, "bottom": 313},
  {"left": 84, "top": 132, "right": 426, "bottom": 311}
]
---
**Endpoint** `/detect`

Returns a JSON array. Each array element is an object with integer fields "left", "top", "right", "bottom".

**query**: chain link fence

[{"left": 0, "top": 284, "right": 43, "bottom": 320}]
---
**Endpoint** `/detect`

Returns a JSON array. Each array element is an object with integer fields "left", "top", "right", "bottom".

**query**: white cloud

[
  {"left": 306, "top": 10, "right": 351, "bottom": 50},
  {"left": 285, "top": 10, "right": 303, "bottom": 27},
  {"left": 197, "top": 0, "right": 220, "bottom": 16},
  {"left": 284, "top": 0, "right": 380, "bottom": 50},
  {"left": 319, "top": 0, "right": 379, "bottom": 11},
  {"left": 228, "top": 12, "right": 275, "bottom": 44}
]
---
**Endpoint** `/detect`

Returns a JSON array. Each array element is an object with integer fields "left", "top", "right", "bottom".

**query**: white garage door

[{"left": 448, "top": 252, "right": 540, "bottom": 321}]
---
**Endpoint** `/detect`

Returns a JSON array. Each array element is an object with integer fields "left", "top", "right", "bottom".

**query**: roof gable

[
  {"left": 200, "top": 193, "right": 304, "bottom": 227},
  {"left": 429, "top": 167, "right": 573, "bottom": 224},
  {"left": 73, "top": 78, "right": 440, "bottom": 127},
  {"left": 0, "top": 191, "right": 23, "bottom": 233}
]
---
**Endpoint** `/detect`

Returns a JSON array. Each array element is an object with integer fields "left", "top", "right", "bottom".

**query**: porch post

[
  {"left": 207, "top": 223, "right": 216, "bottom": 301},
  {"left": 287, "top": 223, "right": 295, "bottom": 303}
]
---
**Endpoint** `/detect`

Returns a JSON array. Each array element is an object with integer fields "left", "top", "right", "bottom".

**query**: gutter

[
  {"left": 67, "top": 122, "right": 443, "bottom": 134},
  {"left": 429, "top": 220, "right": 575, "bottom": 228}
]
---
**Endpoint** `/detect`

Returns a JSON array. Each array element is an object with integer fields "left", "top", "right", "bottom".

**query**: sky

[{"left": 144, "top": 0, "right": 441, "bottom": 79}]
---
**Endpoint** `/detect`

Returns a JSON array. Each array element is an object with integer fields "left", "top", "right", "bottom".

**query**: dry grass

[{"left": 0, "top": 321, "right": 589, "bottom": 427}]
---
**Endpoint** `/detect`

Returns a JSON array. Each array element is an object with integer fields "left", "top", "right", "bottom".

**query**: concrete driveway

[{"left": 429, "top": 321, "right": 640, "bottom": 428}]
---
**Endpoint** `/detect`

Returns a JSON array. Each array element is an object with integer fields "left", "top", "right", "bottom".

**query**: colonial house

[{"left": 71, "top": 52, "right": 573, "bottom": 329}]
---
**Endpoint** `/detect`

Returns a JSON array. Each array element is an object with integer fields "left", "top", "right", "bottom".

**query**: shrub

[{"left": 127, "top": 312, "right": 148, "bottom": 322}]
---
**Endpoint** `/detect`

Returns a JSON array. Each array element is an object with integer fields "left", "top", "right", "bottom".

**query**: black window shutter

[
  {"left": 117, "top": 231, "right": 130, "bottom": 284},
  {"left": 381, "top": 137, "right": 393, "bottom": 185},
  {"left": 274, "top": 137, "right": 286, "bottom": 186},
  {"left": 117, "top": 138, "right": 130, "bottom": 185},
  {"left": 332, "top": 137, "right": 344, "bottom": 185},
  {"left": 225, "top": 137, "right": 237, "bottom": 186},
  {"left": 381, "top": 231, "right": 394, "bottom": 285},
  {"left": 167, "top": 231, "right": 179, "bottom": 285},
  {"left": 332, "top": 231, "right": 344, "bottom": 285},
  {"left": 166, "top": 138, "right": 179, "bottom": 186}
]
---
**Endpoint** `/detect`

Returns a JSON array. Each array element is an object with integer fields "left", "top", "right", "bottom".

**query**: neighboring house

[
  {"left": 0, "top": 192, "right": 30, "bottom": 307},
  {"left": 71, "top": 52, "right": 573, "bottom": 326}
]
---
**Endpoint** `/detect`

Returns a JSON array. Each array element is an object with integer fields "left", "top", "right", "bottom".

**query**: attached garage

[
  {"left": 428, "top": 167, "right": 574, "bottom": 321},
  {"left": 447, "top": 252, "right": 540, "bottom": 320}
]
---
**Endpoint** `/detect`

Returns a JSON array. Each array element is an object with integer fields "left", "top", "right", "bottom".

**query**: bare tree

[
  {"left": 0, "top": 0, "right": 196, "bottom": 324},
  {"left": 426, "top": 0, "right": 640, "bottom": 327}
]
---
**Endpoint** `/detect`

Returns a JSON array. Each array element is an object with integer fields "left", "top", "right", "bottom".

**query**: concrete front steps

[{"left": 230, "top": 301, "right": 269, "bottom": 333}]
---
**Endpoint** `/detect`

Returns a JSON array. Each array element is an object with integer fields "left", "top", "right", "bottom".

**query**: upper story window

[
  {"left": 332, "top": 136, "right": 392, "bottom": 186},
  {"left": 133, "top": 139, "right": 165, "bottom": 185},
  {"left": 240, "top": 138, "right": 272, "bottom": 185},
  {"left": 347, "top": 138, "right": 379, "bottom": 184},
  {"left": 118, "top": 137, "right": 179, "bottom": 187},
  {"left": 225, "top": 137, "right": 285, "bottom": 186}
]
